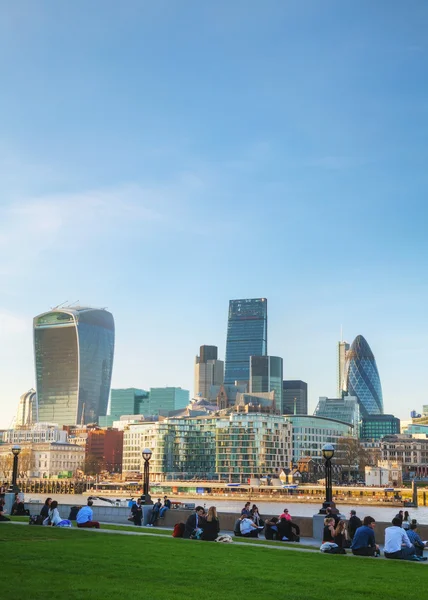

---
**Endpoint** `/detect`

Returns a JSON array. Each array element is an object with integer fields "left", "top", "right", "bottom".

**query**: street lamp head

[
  {"left": 142, "top": 448, "right": 152, "bottom": 461},
  {"left": 322, "top": 443, "right": 335, "bottom": 460},
  {"left": 12, "top": 445, "right": 21, "bottom": 457}
]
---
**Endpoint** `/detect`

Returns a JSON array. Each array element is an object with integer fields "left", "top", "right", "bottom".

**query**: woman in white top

[
  {"left": 402, "top": 511, "right": 411, "bottom": 530},
  {"left": 47, "top": 501, "right": 62, "bottom": 526}
]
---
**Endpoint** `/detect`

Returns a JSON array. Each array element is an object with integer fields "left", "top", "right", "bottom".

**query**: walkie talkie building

[{"left": 34, "top": 307, "right": 115, "bottom": 426}]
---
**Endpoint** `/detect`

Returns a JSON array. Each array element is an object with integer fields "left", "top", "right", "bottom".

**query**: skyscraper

[
  {"left": 282, "top": 380, "right": 308, "bottom": 415},
  {"left": 345, "top": 335, "right": 383, "bottom": 419},
  {"left": 34, "top": 307, "right": 115, "bottom": 426},
  {"left": 15, "top": 388, "right": 38, "bottom": 427},
  {"left": 224, "top": 298, "right": 267, "bottom": 385},
  {"left": 337, "top": 340, "right": 350, "bottom": 396},
  {"left": 249, "top": 355, "right": 283, "bottom": 410},
  {"left": 194, "top": 345, "right": 224, "bottom": 399}
]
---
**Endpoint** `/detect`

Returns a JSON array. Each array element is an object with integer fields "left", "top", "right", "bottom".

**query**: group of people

[
  {"left": 182, "top": 505, "right": 221, "bottom": 541},
  {"left": 130, "top": 496, "right": 172, "bottom": 527},
  {"left": 323, "top": 508, "right": 427, "bottom": 561},
  {"left": 233, "top": 504, "right": 300, "bottom": 541},
  {"left": 38, "top": 497, "right": 100, "bottom": 528}
]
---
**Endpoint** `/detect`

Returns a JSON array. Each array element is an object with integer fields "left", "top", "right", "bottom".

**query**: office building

[
  {"left": 337, "top": 340, "right": 350, "bottom": 396},
  {"left": 380, "top": 435, "right": 428, "bottom": 479},
  {"left": 194, "top": 345, "right": 224, "bottom": 399},
  {"left": 224, "top": 298, "right": 267, "bottom": 385},
  {"left": 149, "top": 387, "right": 189, "bottom": 415},
  {"left": 34, "top": 307, "right": 115, "bottom": 427},
  {"left": 15, "top": 388, "right": 38, "bottom": 428},
  {"left": 99, "top": 388, "right": 150, "bottom": 427},
  {"left": 122, "top": 413, "right": 291, "bottom": 482},
  {"left": 66, "top": 425, "right": 124, "bottom": 473},
  {"left": 345, "top": 335, "right": 383, "bottom": 418},
  {"left": 286, "top": 415, "right": 355, "bottom": 463},
  {"left": 360, "top": 414, "right": 400, "bottom": 440},
  {"left": 282, "top": 381, "right": 308, "bottom": 415},
  {"left": 249, "top": 355, "right": 282, "bottom": 410},
  {"left": 314, "top": 395, "right": 360, "bottom": 431}
]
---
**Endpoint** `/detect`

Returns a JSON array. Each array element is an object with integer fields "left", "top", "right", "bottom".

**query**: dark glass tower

[
  {"left": 250, "top": 356, "right": 283, "bottom": 410},
  {"left": 34, "top": 307, "right": 115, "bottom": 426},
  {"left": 345, "top": 335, "right": 383, "bottom": 419},
  {"left": 224, "top": 298, "right": 267, "bottom": 384}
]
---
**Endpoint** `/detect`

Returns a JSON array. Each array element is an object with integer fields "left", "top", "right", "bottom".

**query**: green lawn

[{"left": 0, "top": 525, "right": 426, "bottom": 600}]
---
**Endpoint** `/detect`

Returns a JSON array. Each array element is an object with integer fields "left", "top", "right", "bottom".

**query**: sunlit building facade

[
  {"left": 34, "top": 307, "right": 115, "bottom": 427},
  {"left": 345, "top": 335, "right": 383, "bottom": 419},
  {"left": 249, "top": 355, "right": 283, "bottom": 410}
]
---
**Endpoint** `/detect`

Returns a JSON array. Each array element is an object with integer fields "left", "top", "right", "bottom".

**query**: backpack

[
  {"left": 172, "top": 522, "right": 185, "bottom": 538},
  {"left": 29, "top": 515, "right": 44, "bottom": 526},
  {"left": 320, "top": 542, "right": 346, "bottom": 555}
]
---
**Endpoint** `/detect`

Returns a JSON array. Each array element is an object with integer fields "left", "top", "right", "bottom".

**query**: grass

[{"left": 0, "top": 524, "right": 426, "bottom": 600}]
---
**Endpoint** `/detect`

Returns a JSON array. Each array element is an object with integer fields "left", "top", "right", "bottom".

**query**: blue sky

[{"left": 1, "top": 1, "right": 427, "bottom": 428}]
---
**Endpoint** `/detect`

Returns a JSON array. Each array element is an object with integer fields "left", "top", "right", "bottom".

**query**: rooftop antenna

[
  {"left": 340, "top": 324, "right": 343, "bottom": 342},
  {"left": 67, "top": 300, "right": 79, "bottom": 307},
  {"left": 51, "top": 300, "right": 68, "bottom": 310}
]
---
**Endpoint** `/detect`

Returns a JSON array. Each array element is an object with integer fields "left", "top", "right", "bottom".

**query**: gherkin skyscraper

[{"left": 345, "top": 335, "right": 383, "bottom": 418}]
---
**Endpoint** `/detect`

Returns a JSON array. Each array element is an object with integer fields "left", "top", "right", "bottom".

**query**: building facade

[
  {"left": 365, "top": 461, "right": 402, "bottom": 487},
  {"left": 249, "top": 355, "right": 283, "bottom": 410},
  {"left": 337, "top": 340, "right": 350, "bottom": 396},
  {"left": 0, "top": 442, "right": 85, "bottom": 479},
  {"left": 99, "top": 388, "right": 150, "bottom": 427},
  {"left": 345, "top": 335, "right": 383, "bottom": 418},
  {"left": 224, "top": 298, "right": 267, "bottom": 385},
  {"left": 360, "top": 414, "right": 400, "bottom": 440},
  {"left": 286, "top": 415, "right": 355, "bottom": 464},
  {"left": 314, "top": 395, "right": 360, "bottom": 431},
  {"left": 379, "top": 434, "right": 428, "bottom": 478},
  {"left": 150, "top": 387, "right": 189, "bottom": 415},
  {"left": 0, "top": 423, "right": 67, "bottom": 445},
  {"left": 34, "top": 307, "right": 115, "bottom": 426},
  {"left": 209, "top": 383, "right": 247, "bottom": 408},
  {"left": 15, "top": 388, "right": 38, "bottom": 428},
  {"left": 282, "top": 380, "right": 308, "bottom": 415},
  {"left": 66, "top": 425, "right": 124, "bottom": 473},
  {"left": 122, "top": 413, "right": 291, "bottom": 482},
  {"left": 194, "top": 345, "right": 224, "bottom": 399}
]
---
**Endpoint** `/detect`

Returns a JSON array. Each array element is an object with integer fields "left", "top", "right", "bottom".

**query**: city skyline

[{"left": 1, "top": 2, "right": 428, "bottom": 427}]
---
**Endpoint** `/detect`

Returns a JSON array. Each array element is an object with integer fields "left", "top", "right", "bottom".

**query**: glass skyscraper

[
  {"left": 345, "top": 335, "right": 383, "bottom": 419},
  {"left": 224, "top": 298, "right": 267, "bottom": 384},
  {"left": 249, "top": 356, "right": 283, "bottom": 411},
  {"left": 34, "top": 307, "right": 115, "bottom": 426}
]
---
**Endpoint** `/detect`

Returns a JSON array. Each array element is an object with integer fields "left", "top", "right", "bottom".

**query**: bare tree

[
  {"left": 335, "top": 437, "right": 371, "bottom": 480},
  {"left": 84, "top": 454, "right": 103, "bottom": 476},
  {"left": 18, "top": 449, "right": 34, "bottom": 478},
  {"left": 0, "top": 453, "right": 13, "bottom": 480}
]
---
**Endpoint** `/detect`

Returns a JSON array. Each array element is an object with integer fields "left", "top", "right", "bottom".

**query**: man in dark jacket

[
  {"left": 183, "top": 506, "right": 205, "bottom": 539},
  {"left": 348, "top": 510, "right": 362, "bottom": 539}
]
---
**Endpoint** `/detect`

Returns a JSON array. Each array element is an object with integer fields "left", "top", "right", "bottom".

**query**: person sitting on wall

[
  {"left": 407, "top": 523, "right": 427, "bottom": 557},
  {"left": 241, "top": 502, "right": 251, "bottom": 517},
  {"left": 12, "top": 494, "right": 29, "bottom": 516},
  {"left": 183, "top": 506, "right": 206, "bottom": 539},
  {"left": 147, "top": 498, "right": 163, "bottom": 526},
  {"left": 278, "top": 508, "right": 291, "bottom": 522},
  {"left": 351, "top": 516, "right": 380, "bottom": 557},
  {"left": 159, "top": 496, "right": 171, "bottom": 518},
  {"left": 76, "top": 500, "right": 100, "bottom": 529},
  {"left": 131, "top": 498, "right": 143, "bottom": 527},
  {"left": 240, "top": 516, "right": 259, "bottom": 538}
]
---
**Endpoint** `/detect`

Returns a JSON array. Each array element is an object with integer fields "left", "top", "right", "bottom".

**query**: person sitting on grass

[
  {"left": 333, "top": 520, "right": 349, "bottom": 549},
  {"left": 384, "top": 518, "right": 422, "bottom": 561},
  {"left": 183, "top": 506, "right": 206, "bottom": 539},
  {"left": 240, "top": 516, "right": 259, "bottom": 538},
  {"left": 76, "top": 500, "right": 100, "bottom": 529},
  {"left": 407, "top": 523, "right": 427, "bottom": 557},
  {"left": 201, "top": 506, "right": 220, "bottom": 541},
  {"left": 233, "top": 514, "right": 244, "bottom": 537},
  {"left": 323, "top": 518, "right": 335, "bottom": 543},
  {"left": 40, "top": 497, "right": 52, "bottom": 520},
  {"left": 277, "top": 517, "right": 300, "bottom": 542},
  {"left": 0, "top": 499, "right": 10, "bottom": 522},
  {"left": 46, "top": 501, "right": 72, "bottom": 527},
  {"left": 264, "top": 517, "right": 279, "bottom": 540},
  {"left": 148, "top": 498, "right": 162, "bottom": 526},
  {"left": 350, "top": 516, "right": 380, "bottom": 557}
]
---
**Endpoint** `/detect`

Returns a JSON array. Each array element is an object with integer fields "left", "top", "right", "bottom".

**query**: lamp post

[
  {"left": 142, "top": 448, "right": 153, "bottom": 504},
  {"left": 321, "top": 443, "right": 335, "bottom": 512},
  {"left": 9, "top": 445, "right": 22, "bottom": 493}
]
